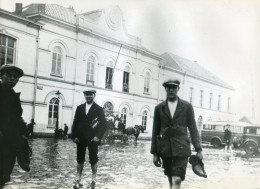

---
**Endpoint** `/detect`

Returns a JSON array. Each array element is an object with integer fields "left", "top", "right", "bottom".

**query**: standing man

[
  {"left": 63, "top": 123, "right": 69, "bottom": 138},
  {"left": 27, "top": 118, "right": 36, "bottom": 138},
  {"left": 224, "top": 124, "right": 232, "bottom": 153},
  {"left": 0, "top": 65, "right": 29, "bottom": 188},
  {"left": 71, "top": 90, "right": 107, "bottom": 189},
  {"left": 151, "top": 78, "right": 203, "bottom": 189}
]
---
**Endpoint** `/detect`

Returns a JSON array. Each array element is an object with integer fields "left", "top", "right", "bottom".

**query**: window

[
  {"left": 121, "top": 107, "right": 127, "bottom": 125},
  {"left": 105, "top": 62, "right": 114, "bottom": 89},
  {"left": 209, "top": 93, "right": 213, "bottom": 109},
  {"left": 103, "top": 102, "right": 113, "bottom": 114},
  {"left": 48, "top": 98, "right": 59, "bottom": 126},
  {"left": 142, "top": 110, "right": 148, "bottom": 130},
  {"left": 200, "top": 90, "right": 204, "bottom": 107},
  {"left": 218, "top": 95, "right": 221, "bottom": 111},
  {"left": 86, "top": 55, "right": 95, "bottom": 83},
  {"left": 144, "top": 72, "right": 150, "bottom": 93},
  {"left": 227, "top": 97, "right": 230, "bottom": 112},
  {"left": 123, "top": 66, "right": 130, "bottom": 92},
  {"left": 0, "top": 34, "right": 16, "bottom": 66},
  {"left": 51, "top": 47, "right": 62, "bottom": 76},
  {"left": 189, "top": 88, "right": 193, "bottom": 104}
]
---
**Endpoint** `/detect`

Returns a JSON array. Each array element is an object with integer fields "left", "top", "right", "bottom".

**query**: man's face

[
  {"left": 1, "top": 71, "right": 20, "bottom": 89},
  {"left": 84, "top": 93, "right": 95, "bottom": 104},
  {"left": 165, "top": 85, "right": 179, "bottom": 101}
]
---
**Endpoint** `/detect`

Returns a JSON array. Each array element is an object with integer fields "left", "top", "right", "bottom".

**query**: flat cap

[
  {"left": 0, "top": 64, "right": 24, "bottom": 78},
  {"left": 83, "top": 89, "right": 96, "bottom": 94},
  {"left": 162, "top": 78, "right": 180, "bottom": 87}
]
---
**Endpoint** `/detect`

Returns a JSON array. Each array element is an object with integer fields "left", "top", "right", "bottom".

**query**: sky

[{"left": 1, "top": 0, "right": 259, "bottom": 123}]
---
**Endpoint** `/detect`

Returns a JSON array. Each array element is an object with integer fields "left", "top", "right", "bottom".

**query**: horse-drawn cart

[{"left": 103, "top": 127, "right": 128, "bottom": 143}]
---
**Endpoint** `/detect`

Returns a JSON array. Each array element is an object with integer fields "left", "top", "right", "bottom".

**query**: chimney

[{"left": 15, "top": 3, "right": 23, "bottom": 15}]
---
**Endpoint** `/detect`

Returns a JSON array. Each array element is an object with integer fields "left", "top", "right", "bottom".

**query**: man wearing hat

[
  {"left": 0, "top": 64, "right": 29, "bottom": 188},
  {"left": 151, "top": 78, "right": 203, "bottom": 189},
  {"left": 71, "top": 89, "right": 107, "bottom": 188}
]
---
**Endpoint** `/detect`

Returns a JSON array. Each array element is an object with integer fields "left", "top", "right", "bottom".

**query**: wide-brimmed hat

[
  {"left": 162, "top": 78, "right": 180, "bottom": 87},
  {"left": 83, "top": 90, "right": 96, "bottom": 94},
  {"left": 189, "top": 155, "right": 207, "bottom": 178},
  {"left": 0, "top": 64, "right": 24, "bottom": 78}
]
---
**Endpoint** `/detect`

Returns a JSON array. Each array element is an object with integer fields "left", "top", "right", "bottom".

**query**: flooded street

[{"left": 4, "top": 138, "right": 260, "bottom": 189}]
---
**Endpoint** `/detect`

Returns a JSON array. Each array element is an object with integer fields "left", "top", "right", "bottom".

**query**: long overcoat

[
  {"left": 71, "top": 102, "right": 107, "bottom": 143},
  {"left": 151, "top": 97, "right": 202, "bottom": 157}
]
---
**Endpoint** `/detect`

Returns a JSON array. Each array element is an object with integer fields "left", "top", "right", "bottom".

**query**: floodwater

[{"left": 4, "top": 138, "right": 260, "bottom": 189}]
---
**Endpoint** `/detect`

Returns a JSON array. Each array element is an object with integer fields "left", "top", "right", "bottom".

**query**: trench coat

[
  {"left": 71, "top": 102, "right": 107, "bottom": 143},
  {"left": 150, "top": 97, "right": 202, "bottom": 157}
]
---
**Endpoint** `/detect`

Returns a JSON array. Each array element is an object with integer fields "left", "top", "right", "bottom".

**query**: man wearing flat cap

[
  {"left": 151, "top": 78, "right": 203, "bottom": 189},
  {"left": 0, "top": 65, "right": 29, "bottom": 187},
  {"left": 71, "top": 89, "right": 107, "bottom": 188}
]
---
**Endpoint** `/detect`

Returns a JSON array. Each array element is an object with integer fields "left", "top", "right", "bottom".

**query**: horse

[{"left": 126, "top": 125, "right": 144, "bottom": 142}]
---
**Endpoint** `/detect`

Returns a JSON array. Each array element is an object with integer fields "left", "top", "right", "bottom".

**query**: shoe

[
  {"left": 87, "top": 181, "right": 95, "bottom": 189},
  {"left": 189, "top": 155, "right": 207, "bottom": 178},
  {"left": 73, "top": 180, "right": 83, "bottom": 188}
]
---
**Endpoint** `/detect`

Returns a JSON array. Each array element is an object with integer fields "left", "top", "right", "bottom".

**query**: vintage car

[
  {"left": 242, "top": 126, "right": 260, "bottom": 155},
  {"left": 201, "top": 121, "right": 251, "bottom": 148}
]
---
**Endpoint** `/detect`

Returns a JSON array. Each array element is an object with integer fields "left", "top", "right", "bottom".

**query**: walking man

[
  {"left": 0, "top": 65, "right": 29, "bottom": 188},
  {"left": 71, "top": 90, "right": 107, "bottom": 188},
  {"left": 151, "top": 78, "right": 203, "bottom": 189},
  {"left": 224, "top": 124, "right": 232, "bottom": 153}
]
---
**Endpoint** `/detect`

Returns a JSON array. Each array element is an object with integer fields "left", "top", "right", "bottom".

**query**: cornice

[{"left": 0, "top": 9, "right": 43, "bottom": 29}]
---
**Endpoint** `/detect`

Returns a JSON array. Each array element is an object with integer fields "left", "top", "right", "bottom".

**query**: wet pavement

[{"left": 3, "top": 138, "right": 260, "bottom": 189}]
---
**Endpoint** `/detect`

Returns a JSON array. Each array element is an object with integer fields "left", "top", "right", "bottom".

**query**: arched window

[
  {"left": 105, "top": 61, "right": 114, "bottom": 89},
  {"left": 103, "top": 102, "right": 114, "bottom": 115},
  {"left": 86, "top": 55, "right": 95, "bottom": 83},
  {"left": 48, "top": 97, "right": 59, "bottom": 126},
  {"left": 144, "top": 72, "right": 151, "bottom": 93},
  {"left": 0, "top": 34, "right": 16, "bottom": 66},
  {"left": 121, "top": 107, "right": 127, "bottom": 125},
  {"left": 51, "top": 46, "right": 62, "bottom": 75},
  {"left": 123, "top": 66, "right": 130, "bottom": 92},
  {"left": 142, "top": 110, "right": 148, "bottom": 130}
]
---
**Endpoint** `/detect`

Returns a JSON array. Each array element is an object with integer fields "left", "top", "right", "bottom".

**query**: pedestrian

[
  {"left": 224, "top": 124, "right": 232, "bottom": 153},
  {"left": 151, "top": 78, "right": 203, "bottom": 189},
  {"left": 27, "top": 118, "right": 35, "bottom": 138},
  {"left": 63, "top": 123, "right": 69, "bottom": 139},
  {"left": 71, "top": 89, "right": 107, "bottom": 189},
  {"left": 0, "top": 64, "right": 30, "bottom": 188}
]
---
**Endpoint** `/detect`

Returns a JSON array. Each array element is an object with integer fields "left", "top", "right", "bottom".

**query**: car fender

[
  {"left": 243, "top": 139, "right": 258, "bottom": 147},
  {"left": 210, "top": 136, "right": 222, "bottom": 144}
]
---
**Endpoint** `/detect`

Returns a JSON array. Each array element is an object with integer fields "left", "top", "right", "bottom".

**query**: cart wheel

[
  {"left": 122, "top": 135, "right": 128, "bottom": 143},
  {"left": 244, "top": 141, "right": 258, "bottom": 155}
]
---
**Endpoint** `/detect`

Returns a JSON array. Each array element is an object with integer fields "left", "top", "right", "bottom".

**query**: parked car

[
  {"left": 242, "top": 126, "right": 260, "bottom": 155},
  {"left": 201, "top": 121, "right": 251, "bottom": 148}
]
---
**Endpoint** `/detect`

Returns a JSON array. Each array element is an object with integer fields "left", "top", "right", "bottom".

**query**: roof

[
  {"left": 22, "top": 4, "right": 77, "bottom": 24},
  {"left": 160, "top": 52, "right": 234, "bottom": 90}
]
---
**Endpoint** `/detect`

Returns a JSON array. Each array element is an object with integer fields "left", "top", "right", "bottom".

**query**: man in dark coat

[
  {"left": 224, "top": 124, "right": 232, "bottom": 153},
  {"left": 71, "top": 90, "right": 107, "bottom": 188},
  {"left": 0, "top": 64, "right": 29, "bottom": 188},
  {"left": 151, "top": 78, "right": 203, "bottom": 189}
]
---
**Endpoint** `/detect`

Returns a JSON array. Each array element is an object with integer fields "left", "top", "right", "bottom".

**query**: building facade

[{"left": 0, "top": 4, "right": 235, "bottom": 137}]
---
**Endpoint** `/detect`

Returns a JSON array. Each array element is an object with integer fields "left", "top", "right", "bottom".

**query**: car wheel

[
  {"left": 244, "top": 141, "right": 258, "bottom": 155},
  {"left": 211, "top": 138, "right": 221, "bottom": 148}
]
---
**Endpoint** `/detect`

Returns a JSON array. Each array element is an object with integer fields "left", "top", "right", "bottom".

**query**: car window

[{"left": 256, "top": 128, "right": 260, "bottom": 135}]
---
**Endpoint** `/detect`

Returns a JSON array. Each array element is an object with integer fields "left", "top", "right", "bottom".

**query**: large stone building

[{"left": 0, "top": 3, "right": 235, "bottom": 137}]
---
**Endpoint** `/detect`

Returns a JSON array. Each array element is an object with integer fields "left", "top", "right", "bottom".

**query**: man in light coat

[
  {"left": 71, "top": 90, "right": 107, "bottom": 189},
  {"left": 151, "top": 78, "right": 203, "bottom": 189}
]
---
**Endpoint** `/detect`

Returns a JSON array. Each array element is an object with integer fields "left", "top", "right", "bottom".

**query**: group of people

[{"left": 0, "top": 64, "right": 205, "bottom": 189}]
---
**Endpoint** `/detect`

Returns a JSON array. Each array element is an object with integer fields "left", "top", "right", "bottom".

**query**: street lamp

[{"left": 55, "top": 90, "right": 61, "bottom": 138}]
